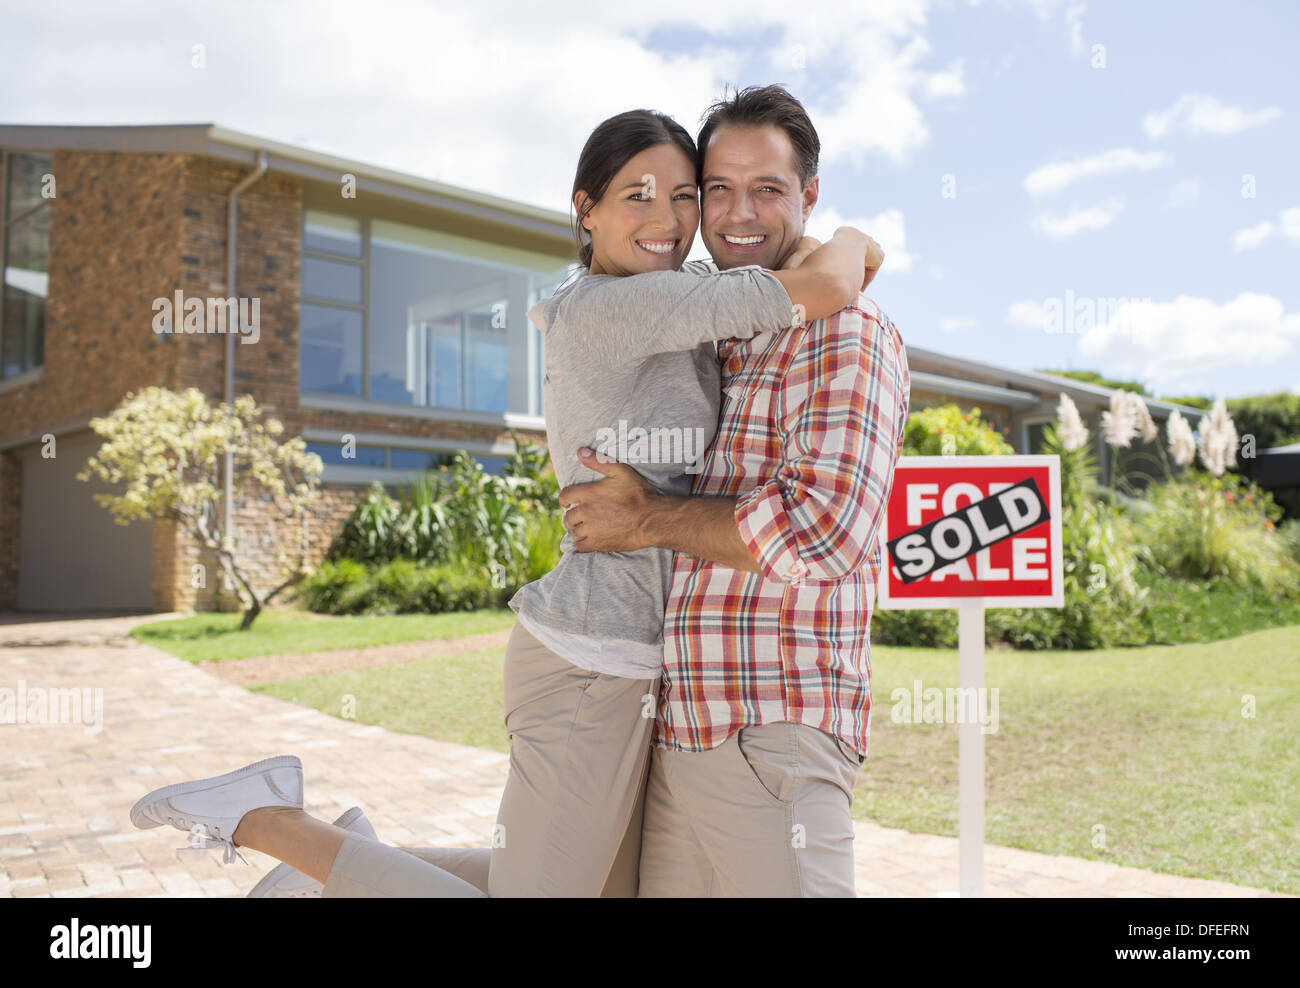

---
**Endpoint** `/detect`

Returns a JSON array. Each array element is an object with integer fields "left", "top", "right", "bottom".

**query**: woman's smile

[{"left": 634, "top": 237, "right": 679, "bottom": 256}]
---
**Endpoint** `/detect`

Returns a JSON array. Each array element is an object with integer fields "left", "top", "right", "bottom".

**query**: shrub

[
  {"left": 329, "top": 484, "right": 404, "bottom": 563},
  {"left": 369, "top": 559, "right": 423, "bottom": 613},
  {"left": 411, "top": 564, "right": 510, "bottom": 613},
  {"left": 903, "top": 405, "right": 1014, "bottom": 457},
  {"left": 297, "top": 558, "right": 512, "bottom": 615},
  {"left": 325, "top": 434, "right": 562, "bottom": 588},
  {"left": 1227, "top": 391, "right": 1300, "bottom": 450},
  {"left": 297, "top": 558, "right": 373, "bottom": 614},
  {"left": 519, "top": 511, "right": 565, "bottom": 585},
  {"left": 1280, "top": 518, "right": 1300, "bottom": 567},
  {"left": 982, "top": 423, "right": 1154, "bottom": 649},
  {"left": 1135, "top": 473, "right": 1300, "bottom": 599},
  {"left": 870, "top": 608, "right": 957, "bottom": 647}
]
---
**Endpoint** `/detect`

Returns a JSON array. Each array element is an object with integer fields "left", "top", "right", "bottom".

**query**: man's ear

[{"left": 800, "top": 175, "right": 820, "bottom": 223}]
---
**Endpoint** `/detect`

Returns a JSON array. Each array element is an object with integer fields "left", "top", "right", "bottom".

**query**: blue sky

[{"left": 2, "top": 0, "right": 1296, "bottom": 398}]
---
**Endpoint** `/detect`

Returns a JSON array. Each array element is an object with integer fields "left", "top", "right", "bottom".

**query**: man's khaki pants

[
  {"left": 322, "top": 621, "right": 656, "bottom": 897},
  {"left": 636, "top": 721, "right": 865, "bottom": 897}
]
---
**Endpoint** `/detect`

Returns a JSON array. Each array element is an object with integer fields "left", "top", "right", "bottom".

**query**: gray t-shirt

[{"left": 508, "top": 262, "right": 794, "bottom": 678}]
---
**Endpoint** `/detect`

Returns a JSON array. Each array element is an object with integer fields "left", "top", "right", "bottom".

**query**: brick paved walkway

[{"left": 0, "top": 614, "right": 1288, "bottom": 898}]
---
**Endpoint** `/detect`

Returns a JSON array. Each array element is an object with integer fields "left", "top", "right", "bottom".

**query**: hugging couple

[{"left": 130, "top": 84, "right": 912, "bottom": 898}]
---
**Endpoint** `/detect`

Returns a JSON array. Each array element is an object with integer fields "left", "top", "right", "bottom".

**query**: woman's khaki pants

[{"left": 321, "top": 622, "right": 659, "bottom": 897}]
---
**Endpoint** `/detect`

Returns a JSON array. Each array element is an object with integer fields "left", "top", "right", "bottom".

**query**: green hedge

[{"left": 297, "top": 559, "right": 517, "bottom": 615}]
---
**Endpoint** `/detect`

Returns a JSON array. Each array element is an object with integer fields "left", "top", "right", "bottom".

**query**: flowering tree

[{"left": 76, "top": 387, "right": 324, "bottom": 629}]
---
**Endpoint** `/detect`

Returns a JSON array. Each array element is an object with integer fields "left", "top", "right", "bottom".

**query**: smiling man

[{"left": 559, "top": 85, "right": 911, "bottom": 897}]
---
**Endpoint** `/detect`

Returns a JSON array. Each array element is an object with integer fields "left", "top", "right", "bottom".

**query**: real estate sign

[
  {"left": 878, "top": 455, "right": 1063, "bottom": 610},
  {"left": 875, "top": 454, "right": 1063, "bottom": 898}
]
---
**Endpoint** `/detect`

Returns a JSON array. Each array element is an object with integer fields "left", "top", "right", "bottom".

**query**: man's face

[{"left": 699, "top": 123, "right": 819, "bottom": 270}]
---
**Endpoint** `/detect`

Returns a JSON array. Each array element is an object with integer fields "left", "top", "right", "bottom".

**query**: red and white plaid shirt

[{"left": 655, "top": 295, "right": 910, "bottom": 756}]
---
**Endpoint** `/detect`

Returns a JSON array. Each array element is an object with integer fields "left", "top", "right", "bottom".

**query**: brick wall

[{"left": 0, "top": 151, "right": 185, "bottom": 608}]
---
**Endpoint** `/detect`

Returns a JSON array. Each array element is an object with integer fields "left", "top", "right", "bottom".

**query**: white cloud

[
  {"left": 1231, "top": 221, "right": 1275, "bottom": 252},
  {"left": 806, "top": 26, "right": 965, "bottom": 168},
  {"left": 1023, "top": 148, "right": 1171, "bottom": 198},
  {"left": 938, "top": 316, "right": 979, "bottom": 332},
  {"left": 0, "top": 0, "right": 966, "bottom": 214},
  {"left": 1008, "top": 299, "right": 1050, "bottom": 328},
  {"left": 921, "top": 58, "right": 966, "bottom": 99},
  {"left": 1281, "top": 208, "right": 1300, "bottom": 243},
  {"left": 1014, "top": 0, "right": 1088, "bottom": 55},
  {"left": 1066, "top": 1, "right": 1087, "bottom": 56},
  {"left": 1143, "top": 93, "right": 1283, "bottom": 140},
  {"left": 1162, "top": 178, "right": 1200, "bottom": 210},
  {"left": 1031, "top": 197, "right": 1124, "bottom": 237},
  {"left": 1230, "top": 208, "right": 1300, "bottom": 251},
  {"left": 806, "top": 206, "right": 916, "bottom": 272},
  {"left": 1075, "top": 293, "right": 1300, "bottom": 392}
]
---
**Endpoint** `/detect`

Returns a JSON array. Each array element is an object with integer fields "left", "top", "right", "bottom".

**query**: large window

[
  {"left": 300, "top": 209, "right": 569, "bottom": 417},
  {"left": 300, "top": 212, "right": 364, "bottom": 395},
  {"left": 2, "top": 152, "right": 51, "bottom": 380}
]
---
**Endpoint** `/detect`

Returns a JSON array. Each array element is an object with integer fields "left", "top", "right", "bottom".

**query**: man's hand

[
  {"left": 558, "top": 448, "right": 764, "bottom": 573},
  {"left": 558, "top": 448, "right": 661, "bottom": 552}
]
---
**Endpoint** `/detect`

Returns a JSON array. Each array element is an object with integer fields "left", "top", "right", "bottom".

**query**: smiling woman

[{"left": 568, "top": 109, "right": 700, "bottom": 273}]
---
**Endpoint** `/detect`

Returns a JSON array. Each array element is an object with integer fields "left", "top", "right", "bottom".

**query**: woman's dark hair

[
  {"left": 570, "top": 109, "right": 697, "bottom": 268},
  {"left": 697, "top": 84, "right": 820, "bottom": 189}
]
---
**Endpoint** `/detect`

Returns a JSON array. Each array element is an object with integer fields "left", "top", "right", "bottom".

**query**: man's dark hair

[
  {"left": 696, "top": 84, "right": 820, "bottom": 188},
  {"left": 569, "top": 109, "right": 697, "bottom": 268}
]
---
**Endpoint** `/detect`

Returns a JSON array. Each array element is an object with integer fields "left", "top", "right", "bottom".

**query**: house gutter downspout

[{"left": 223, "top": 149, "right": 268, "bottom": 591}]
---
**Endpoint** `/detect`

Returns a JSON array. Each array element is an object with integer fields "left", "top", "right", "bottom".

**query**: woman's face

[{"left": 577, "top": 143, "right": 699, "bottom": 276}]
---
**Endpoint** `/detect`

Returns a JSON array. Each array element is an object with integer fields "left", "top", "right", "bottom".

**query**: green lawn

[
  {"left": 254, "top": 648, "right": 511, "bottom": 753},
  {"left": 254, "top": 622, "right": 1300, "bottom": 895},
  {"left": 130, "top": 608, "right": 517, "bottom": 663},
  {"left": 1136, "top": 575, "right": 1300, "bottom": 644},
  {"left": 859, "top": 624, "right": 1300, "bottom": 894}
]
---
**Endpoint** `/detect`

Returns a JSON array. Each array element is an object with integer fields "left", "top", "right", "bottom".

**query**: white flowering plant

[{"left": 77, "top": 386, "right": 324, "bottom": 629}]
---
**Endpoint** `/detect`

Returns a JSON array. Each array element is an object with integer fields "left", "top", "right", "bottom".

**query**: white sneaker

[
  {"left": 247, "top": 806, "right": 378, "bottom": 898},
  {"left": 129, "top": 755, "right": 303, "bottom": 864}
]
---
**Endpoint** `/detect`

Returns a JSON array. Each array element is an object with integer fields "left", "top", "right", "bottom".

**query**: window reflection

[
  {"left": 299, "top": 210, "right": 565, "bottom": 415},
  {"left": 2, "top": 152, "right": 51, "bottom": 379},
  {"left": 300, "top": 304, "right": 362, "bottom": 394}
]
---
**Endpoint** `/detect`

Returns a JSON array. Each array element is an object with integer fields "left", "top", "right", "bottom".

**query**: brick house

[
  {"left": 0, "top": 124, "right": 573, "bottom": 612},
  {"left": 0, "top": 123, "right": 1204, "bottom": 614}
]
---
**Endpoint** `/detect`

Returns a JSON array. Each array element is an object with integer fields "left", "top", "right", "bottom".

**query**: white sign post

[{"left": 877, "top": 455, "right": 1063, "bottom": 897}]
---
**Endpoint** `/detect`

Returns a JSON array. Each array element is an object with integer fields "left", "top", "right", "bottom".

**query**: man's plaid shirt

[{"left": 655, "top": 294, "right": 910, "bottom": 756}]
